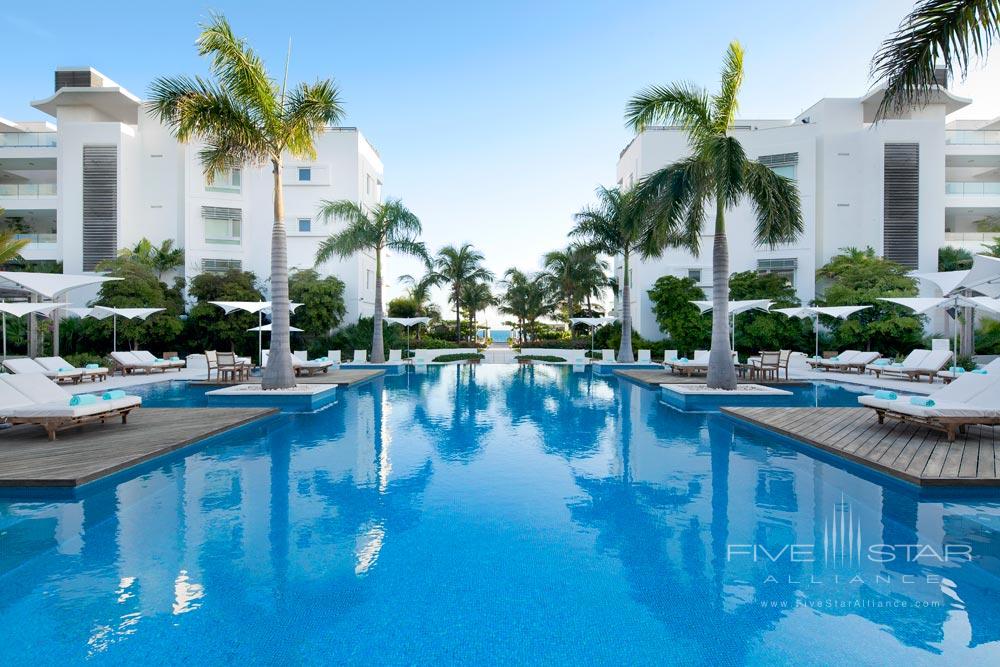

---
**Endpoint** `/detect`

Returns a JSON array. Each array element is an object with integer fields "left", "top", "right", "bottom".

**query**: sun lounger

[
  {"left": 637, "top": 350, "right": 651, "bottom": 363},
  {"left": 601, "top": 349, "right": 614, "bottom": 362},
  {"left": 823, "top": 350, "right": 880, "bottom": 373},
  {"left": 867, "top": 349, "right": 952, "bottom": 382},
  {"left": 858, "top": 360, "right": 1000, "bottom": 441},
  {"left": 326, "top": 350, "right": 342, "bottom": 364},
  {"left": 388, "top": 349, "right": 402, "bottom": 363},
  {"left": 806, "top": 350, "right": 860, "bottom": 370},
  {"left": 291, "top": 353, "right": 333, "bottom": 376},
  {"left": 2, "top": 357, "right": 84, "bottom": 384},
  {"left": 133, "top": 350, "right": 185, "bottom": 370},
  {"left": 0, "top": 373, "right": 141, "bottom": 440},
  {"left": 35, "top": 356, "right": 109, "bottom": 383},
  {"left": 351, "top": 350, "right": 367, "bottom": 364},
  {"left": 666, "top": 350, "right": 739, "bottom": 376},
  {"left": 662, "top": 350, "right": 678, "bottom": 363},
  {"left": 111, "top": 351, "right": 168, "bottom": 375}
]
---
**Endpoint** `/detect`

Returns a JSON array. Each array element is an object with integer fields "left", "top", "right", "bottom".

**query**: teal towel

[
  {"left": 873, "top": 359, "right": 891, "bottom": 366},
  {"left": 679, "top": 357, "right": 689, "bottom": 363},
  {"left": 69, "top": 394, "right": 98, "bottom": 406},
  {"left": 85, "top": 363, "right": 99, "bottom": 369},
  {"left": 667, "top": 357, "right": 678, "bottom": 362},
  {"left": 170, "top": 356, "right": 180, "bottom": 361},
  {"left": 317, "top": 357, "right": 327, "bottom": 361},
  {"left": 973, "top": 369, "right": 988, "bottom": 375},
  {"left": 58, "top": 367, "right": 71, "bottom": 372},
  {"left": 830, "top": 356, "right": 840, "bottom": 362},
  {"left": 154, "top": 358, "right": 166, "bottom": 363},
  {"left": 948, "top": 366, "right": 965, "bottom": 374},
  {"left": 873, "top": 390, "right": 898, "bottom": 401},
  {"left": 102, "top": 390, "right": 126, "bottom": 401},
  {"left": 910, "top": 396, "right": 935, "bottom": 407},
  {"left": 812, "top": 355, "right": 823, "bottom": 360}
]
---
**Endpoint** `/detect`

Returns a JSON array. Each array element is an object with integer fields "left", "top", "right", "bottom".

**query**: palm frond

[
  {"left": 625, "top": 83, "right": 713, "bottom": 142},
  {"left": 282, "top": 79, "right": 345, "bottom": 156},
  {"left": 711, "top": 41, "right": 745, "bottom": 132},
  {"left": 197, "top": 13, "right": 279, "bottom": 121},
  {"left": 871, "top": 0, "right": 1000, "bottom": 118},
  {"left": 743, "top": 161, "right": 804, "bottom": 248}
]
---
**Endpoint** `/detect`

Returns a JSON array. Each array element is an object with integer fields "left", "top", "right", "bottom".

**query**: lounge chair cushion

[
  {"left": 0, "top": 379, "right": 35, "bottom": 410},
  {"left": 7, "top": 396, "right": 140, "bottom": 419},
  {"left": 1, "top": 372, "right": 72, "bottom": 404}
]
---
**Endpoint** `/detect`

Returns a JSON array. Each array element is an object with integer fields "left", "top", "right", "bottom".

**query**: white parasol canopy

[
  {"left": 881, "top": 296, "right": 1000, "bottom": 359},
  {"left": 0, "top": 302, "right": 70, "bottom": 361},
  {"left": 247, "top": 323, "right": 303, "bottom": 333},
  {"left": 0, "top": 271, "right": 121, "bottom": 299},
  {"left": 954, "top": 254, "right": 1000, "bottom": 298},
  {"left": 570, "top": 316, "right": 617, "bottom": 359},
  {"left": 691, "top": 300, "right": 772, "bottom": 350},
  {"left": 773, "top": 305, "right": 871, "bottom": 357},
  {"left": 89, "top": 306, "right": 165, "bottom": 351},
  {"left": 210, "top": 301, "right": 303, "bottom": 366},
  {"left": 385, "top": 316, "right": 432, "bottom": 355}
]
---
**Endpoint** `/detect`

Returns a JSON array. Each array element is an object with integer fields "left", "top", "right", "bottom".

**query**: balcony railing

[
  {"left": 0, "top": 183, "right": 57, "bottom": 198},
  {"left": 945, "top": 181, "right": 1000, "bottom": 195},
  {"left": 945, "top": 129, "right": 1000, "bottom": 145},
  {"left": 0, "top": 132, "right": 57, "bottom": 148},
  {"left": 14, "top": 233, "right": 58, "bottom": 244}
]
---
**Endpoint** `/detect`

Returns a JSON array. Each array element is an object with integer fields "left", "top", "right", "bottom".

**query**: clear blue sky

[{"left": 6, "top": 0, "right": 998, "bottom": 309}]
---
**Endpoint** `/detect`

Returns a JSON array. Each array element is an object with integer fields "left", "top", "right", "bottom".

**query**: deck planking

[
  {"left": 723, "top": 407, "right": 1000, "bottom": 486},
  {"left": 0, "top": 407, "right": 277, "bottom": 487},
  {"left": 191, "top": 368, "right": 384, "bottom": 387}
]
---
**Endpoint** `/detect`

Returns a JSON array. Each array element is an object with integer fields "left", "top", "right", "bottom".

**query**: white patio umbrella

[
  {"left": 954, "top": 254, "right": 1000, "bottom": 298},
  {"left": 0, "top": 302, "right": 69, "bottom": 361},
  {"left": 209, "top": 301, "right": 303, "bottom": 366},
  {"left": 773, "top": 305, "right": 870, "bottom": 357},
  {"left": 691, "top": 300, "right": 772, "bottom": 350},
  {"left": 569, "top": 316, "right": 617, "bottom": 359},
  {"left": 90, "top": 306, "right": 166, "bottom": 352},
  {"left": 247, "top": 323, "right": 304, "bottom": 332},
  {"left": 385, "top": 316, "right": 431, "bottom": 356},
  {"left": 880, "top": 296, "right": 1000, "bottom": 362}
]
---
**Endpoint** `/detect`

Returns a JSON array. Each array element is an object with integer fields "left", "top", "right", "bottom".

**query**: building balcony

[
  {"left": 0, "top": 183, "right": 57, "bottom": 198},
  {"left": 946, "top": 182, "right": 1000, "bottom": 195},
  {"left": 946, "top": 130, "right": 1000, "bottom": 145},
  {"left": 14, "top": 233, "right": 59, "bottom": 261},
  {"left": 943, "top": 231, "right": 1000, "bottom": 254},
  {"left": 0, "top": 132, "right": 57, "bottom": 148}
]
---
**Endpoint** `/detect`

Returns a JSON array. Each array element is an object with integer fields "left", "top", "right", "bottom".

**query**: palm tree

[
  {"left": 316, "top": 199, "right": 427, "bottom": 363},
  {"left": 871, "top": 1, "right": 1000, "bottom": 119},
  {"left": 148, "top": 14, "right": 344, "bottom": 389},
  {"left": 542, "top": 245, "right": 609, "bottom": 324},
  {"left": 0, "top": 211, "right": 30, "bottom": 264},
  {"left": 108, "top": 238, "right": 185, "bottom": 280},
  {"left": 399, "top": 268, "right": 440, "bottom": 319},
  {"left": 428, "top": 244, "right": 494, "bottom": 342},
  {"left": 497, "top": 268, "right": 554, "bottom": 344},
  {"left": 570, "top": 187, "right": 652, "bottom": 363},
  {"left": 625, "top": 41, "right": 803, "bottom": 388},
  {"left": 460, "top": 281, "right": 494, "bottom": 343}
]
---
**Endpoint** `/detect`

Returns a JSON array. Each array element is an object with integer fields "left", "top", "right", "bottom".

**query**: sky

[{"left": 5, "top": 0, "right": 1000, "bottom": 316}]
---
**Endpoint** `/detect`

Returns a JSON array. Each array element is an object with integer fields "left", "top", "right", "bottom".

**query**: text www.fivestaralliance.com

[{"left": 760, "top": 599, "right": 942, "bottom": 609}]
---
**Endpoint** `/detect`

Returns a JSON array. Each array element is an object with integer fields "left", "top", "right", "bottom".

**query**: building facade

[
  {"left": 1, "top": 67, "right": 383, "bottom": 322},
  {"left": 615, "top": 82, "right": 998, "bottom": 340}
]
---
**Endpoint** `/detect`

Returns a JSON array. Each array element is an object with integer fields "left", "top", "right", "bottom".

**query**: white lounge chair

[
  {"left": 662, "top": 350, "right": 678, "bottom": 364},
  {"left": 858, "top": 361, "right": 1000, "bottom": 441},
  {"left": 3, "top": 357, "right": 84, "bottom": 384},
  {"left": 326, "top": 350, "right": 342, "bottom": 364},
  {"left": 36, "top": 356, "right": 108, "bottom": 383},
  {"left": 0, "top": 373, "right": 141, "bottom": 440},
  {"left": 290, "top": 352, "right": 334, "bottom": 376},
  {"left": 133, "top": 350, "right": 185, "bottom": 370},
  {"left": 388, "top": 349, "right": 402, "bottom": 363},
  {"left": 293, "top": 350, "right": 309, "bottom": 361},
  {"left": 806, "top": 350, "right": 860, "bottom": 370},
  {"left": 637, "top": 350, "right": 651, "bottom": 363},
  {"left": 824, "top": 350, "right": 881, "bottom": 373},
  {"left": 868, "top": 349, "right": 952, "bottom": 382},
  {"left": 352, "top": 350, "right": 367, "bottom": 363},
  {"left": 111, "top": 351, "right": 167, "bottom": 375},
  {"left": 601, "top": 349, "right": 615, "bottom": 362}
]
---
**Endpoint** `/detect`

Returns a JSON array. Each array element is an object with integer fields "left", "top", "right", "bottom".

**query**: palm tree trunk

[
  {"left": 707, "top": 201, "right": 737, "bottom": 390},
  {"left": 454, "top": 286, "right": 461, "bottom": 342},
  {"left": 262, "top": 158, "right": 296, "bottom": 390},
  {"left": 617, "top": 251, "right": 634, "bottom": 362},
  {"left": 371, "top": 247, "right": 385, "bottom": 363}
]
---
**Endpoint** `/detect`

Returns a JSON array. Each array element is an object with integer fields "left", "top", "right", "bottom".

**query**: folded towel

[
  {"left": 317, "top": 357, "right": 327, "bottom": 361},
  {"left": 170, "top": 356, "right": 180, "bottom": 361},
  {"left": 910, "top": 396, "right": 935, "bottom": 407},
  {"left": 873, "top": 359, "right": 891, "bottom": 366},
  {"left": 102, "top": 390, "right": 126, "bottom": 401},
  {"left": 948, "top": 366, "right": 965, "bottom": 374},
  {"left": 58, "top": 367, "right": 71, "bottom": 372},
  {"left": 973, "top": 369, "right": 988, "bottom": 375},
  {"left": 154, "top": 358, "right": 166, "bottom": 363},
  {"left": 829, "top": 356, "right": 840, "bottom": 362},
  {"left": 85, "top": 363, "right": 99, "bottom": 369},
  {"left": 812, "top": 355, "right": 823, "bottom": 360},
  {"left": 873, "top": 390, "right": 898, "bottom": 401},
  {"left": 679, "top": 357, "right": 689, "bottom": 363},
  {"left": 69, "top": 394, "right": 98, "bottom": 406}
]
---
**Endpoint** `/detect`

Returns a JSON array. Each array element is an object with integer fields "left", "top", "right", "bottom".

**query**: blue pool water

[{"left": 1, "top": 366, "right": 999, "bottom": 665}]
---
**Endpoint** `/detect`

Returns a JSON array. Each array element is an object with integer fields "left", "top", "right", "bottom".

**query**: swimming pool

[{"left": 1, "top": 366, "right": 998, "bottom": 664}]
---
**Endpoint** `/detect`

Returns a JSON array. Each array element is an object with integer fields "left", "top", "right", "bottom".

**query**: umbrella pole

[
  {"left": 953, "top": 296, "right": 959, "bottom": 367},
  {"left": 113, "top": 314, "right": 117, "bottom": 352},
  {"left": 814, "top": 316, "right": 819, "bottom": 358},
  {"left": 2, "top": 311, "right": 6, "bottom": 363},
  {"left": 258, "top": 311, "right": 263, "bottom": 368}
]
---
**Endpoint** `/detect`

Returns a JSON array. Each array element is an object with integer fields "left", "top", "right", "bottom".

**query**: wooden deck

[
  {"left": 0, "top": 407, "right": 276, "bottom": 487},
  {"left": 723, "top": 407, "right": 1000, "bottom": 487},
  {"left": 191, "top": 368, "right": 384, "bottom": 387},
  {"left": 614, "top": 368, "right": 808, "bottom": 388}
]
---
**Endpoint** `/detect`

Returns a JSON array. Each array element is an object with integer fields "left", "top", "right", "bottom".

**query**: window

[
  {"left": 206, "top": 168, "right": 241, "bottom": 193},
  {"left": 366, "top": 269, "right": 373, "bottom": 290},
  {"left": 365, "top": 174, "right": 372, "bottom": 195},
  {"left": 757, "top": 258, "right": 798, "bottom": 286},
  {"left": 687, "top": 269, "right": 702, "bottom": 283},
  {"left": 202, "top": 206, "right": 242, "bottom": 245},
  {"left": 298, "top": 167, "right": 311, "bottom": 182},
  {"left": 202, "top": 258, "right": 242, "bottom": 274},
  {"left": 759, "top": 153, "right": 799, "bottom": 180},
  {"left": 298, "top": 218, "right": 311, "bottom": 232}
]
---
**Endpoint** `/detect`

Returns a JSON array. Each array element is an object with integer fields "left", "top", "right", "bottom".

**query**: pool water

[{"left": 1, "top": 366, "right": 998, "bottom": 665}]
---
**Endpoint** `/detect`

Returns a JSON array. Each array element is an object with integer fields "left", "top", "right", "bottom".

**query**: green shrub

[
  {"left": 515, "top": 355, "right": 567, "bottom": 363},
  {"left": 62, "top": 352, "right": 109, "bottom": 368},
  {"left": 976, "top": 319, "right": 1000, "bottom": 355},
  {"left": 431, "top": 353, "right": 484, "bottom": 363}
]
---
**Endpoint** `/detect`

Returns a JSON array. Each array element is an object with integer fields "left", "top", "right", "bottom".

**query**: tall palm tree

[
  {"left": 398, "top": 268, "right": 440, "bottom": 318},
  {"left": 625, "top": 41, "right": 803, "bottom": 388},
  {"left": 460, "top": 281, "right": 494, "bottom": 343},
  {"left": 570, "top": 187, "right": 652, "bottom": 363},
  {"left": 316, "top": 199, "right": 427, "bottom": 363},
  {"left": 542, "top": 244, "right": 609, "bottom": 323},
  {"left": 148, "top": 14, "right": 344, "bottom": 389},
  {"left": 871, "top": 0, "right": 1000, "bottom": 119},
  {"left": 429, "top": 244, "right": 494, "bottom": 342},
  {"left": 497, "top": 268, "right": 554, "bottom": 344}
]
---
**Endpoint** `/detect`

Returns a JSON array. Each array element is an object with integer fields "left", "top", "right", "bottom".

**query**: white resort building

[
  {"left": 1, "top": 67, "right": 383, "bottom": 322},
  {"left": 616, "top": 78, "right": 999, "bottom": 340}
]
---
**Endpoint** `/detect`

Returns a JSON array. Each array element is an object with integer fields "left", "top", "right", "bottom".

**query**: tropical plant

[
  {"left": 428, "top": 244, "right": 494, "bottom": 342},
  {"left": 727, "top": 271, "right": 811, "bottom": 356},
  {"left": 460, "top": 281, "right": 494, "bottom": 343},
  {"left": 289, "top": 268, "right": 347, "bottom": 339},
  {"left": 541, "top": 244, "right": 609, "bottom": 323},
  {"left": 625, "top": 41, "right": 803, "bottom": 387},
  {"left": 0, "top": 208, "right": 30, "bottom": 264},
  {"left": 104, "top": 238, "right": 185, "bottom": 279},
  {"left": 184, "top": 270, "right": 264, "bottom": 355},
  {"left": 497, "top": 268, "right": 554, "bottom": 344},
  {"left": 571, "top": 186, "right": 657, "bottom": 362},
  {"left": 939, "top": 245, "right": 974, "bottom": 271},
  {"left": 983, "top": 237, "right": 1000, "bottom": 257},
  {"left": 316, "top": 199, "right": 426, "bottom": 362},
  {"left": 148, "top": 13, "right": 344, "bottom": 388},
  {"left": 647, "top": 275, "right": 711, "bottom": 355},
  {"left": 871, "top": 0, "right": 1000, "bottom": 119},
  {"left": 399, "top": 269, "right": 443, "bottom": 321}
]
